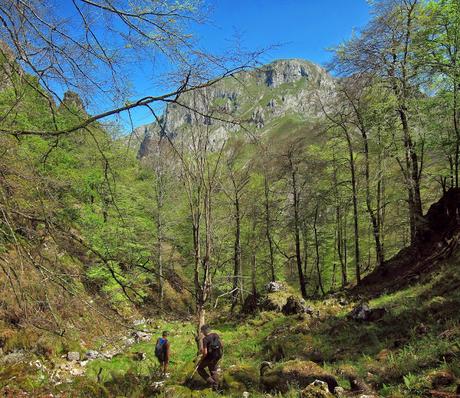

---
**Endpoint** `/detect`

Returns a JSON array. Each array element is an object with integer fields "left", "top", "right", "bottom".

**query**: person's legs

[
  {"left": 197, "top": 358, "right": 211, "bottom": 381},
  {"left": 162, "top": 360, "right": 169, "bottom": 376},
  {"left": 208, "top": 359, "right": 219, "bottom": 384},
  {"left": 206, "top": 359, "right": 219, "bottom": 390}
]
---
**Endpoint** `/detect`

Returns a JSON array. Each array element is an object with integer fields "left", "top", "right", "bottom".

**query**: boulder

[
  {"left": 163, "top": 385, "right": 205, "bottom": 397},
  {"left": 223, "top": 365, "right": 259, "bottom": 392},
  {"left": 259, "top": 296, "right": 283, "bottom": 312},
  {"left": 241, "top": 293, "right": 261, "bottom": 314},
  {"left": 300, "top": 380, "right": 334, "bottom": 398},
  {"left": 132, "top": 351, "right": 146, "bottom": 361},
  {"left": 265, "top": 281, "right": 283, "bottom": 293},
  {"left": 0, "top": 350, "right": 26, "bottom": 365},
  {"left": 348, "top": 302, "right": 387, "bottom": 322},
  {"left": 260, "top": 360, "right": 338, "bottom": 393},
  {"left": 263, "top": 332, "right": 322, "bottom": 363},
  {"left": 132, "top": 331, "right": 151, "bottom": 343},
  {"left": 66, "top": 351, "right": 80, "bottom": 362},
  {"left": 282, "top": 295, "right": 313, "bottom": 316},
  {"left": 429, "top": 370, "right": 455, "bottom": 388}
]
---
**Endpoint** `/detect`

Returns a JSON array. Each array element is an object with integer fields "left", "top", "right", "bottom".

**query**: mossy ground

[{"left": 1, "top": 259, "right": 460, "bottom": 397}]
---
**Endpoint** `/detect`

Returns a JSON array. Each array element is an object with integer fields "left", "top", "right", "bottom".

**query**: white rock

[
  {"left": 132, "top": 331, "right": 151, "bottom": 342},
  {"left": 84, "top": 350, "right": 101, "bottom": 360},
  {"left": 67, "top": 351, "right": 80, "bottom": 361},
  {"left": 70, "top": 367, "right": 85, "bottom": 376}
]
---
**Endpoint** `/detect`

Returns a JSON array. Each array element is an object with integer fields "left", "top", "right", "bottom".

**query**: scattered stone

[
  {"left": 133, "top": 318, "right": 147, "bottom": 326},
  {"left": 265, "top": 281, "right": 283, "bottom": 293},
  {"left": 133, "top": 351, "right": 146, "bottom": 361},
  {"left": 151, "top": 381, "right": 165, "bottom": 392},
  {"left": 132, "top": 331, "right": 151, "bottom": 343},
  {"left": 300, "top": 380, "right": 334, "bottom": 398},
  {"left": 415, "top": 322, "right": 429, "bottom": 335},
  {"left": 260, "top": 360, "right": 338, "bottom": 393},
  {"left": 348, "top": 302, "right": 387, "bottom": 322},
  {"left": 338, "top": 298, "right": 348, "bottom": 306},
  {"left": 429, "top": 370, "right": 455, "bottom": 388},
  {"left": 124, "top": 337, "right": 136, "bottom": 347},
  {"left": 0, "top": 350, "right": 26, "bottom": 365},
  {"left": 84, "top": 350, "right": 101, "bottom": 360},
  {"left": 334, "top": 386, "right": 346, "bottom": 397},
  {"left": 102, "top": 348, "right": 122, "bottom": 359},
  {"left": 242, "top": 392, "right": 250, "bottom": 398},
  {"left": 69, "top": 367, "right": 85, "bottom": 377},
  {"left": 66, "top": 351, "right": 80, "bottom": 362}
]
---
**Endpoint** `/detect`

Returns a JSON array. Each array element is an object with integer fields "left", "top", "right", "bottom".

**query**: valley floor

[{"left": 1, "top": 253, "right": 460, "bottom": 398}]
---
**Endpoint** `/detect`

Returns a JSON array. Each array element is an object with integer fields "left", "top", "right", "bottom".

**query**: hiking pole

[{"left": 187, "top": 355, "right": 203, "bottom": 382}]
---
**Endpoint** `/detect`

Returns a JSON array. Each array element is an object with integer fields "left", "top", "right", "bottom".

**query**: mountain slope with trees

[{"left": 1, "top": 0, "right": 460, "bottom": 397}]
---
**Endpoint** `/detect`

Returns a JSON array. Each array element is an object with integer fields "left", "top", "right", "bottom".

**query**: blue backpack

[{"left": 155, "top": 338, "right": 167, "bottom": 360}]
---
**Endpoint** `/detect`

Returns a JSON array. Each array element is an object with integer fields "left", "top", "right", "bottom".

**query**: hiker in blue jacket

[{"left": 155, "top": 331, "right": 170, "bottom": 377}]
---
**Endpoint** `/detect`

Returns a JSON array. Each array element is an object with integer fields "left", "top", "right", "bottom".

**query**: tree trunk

[
  {"left": 313, "top": 205, "right": 325, "bottom": 296},
  {"left": 343, "top": 128, "right": 361, "bottom": 284},
  {"left": 399, "top": 107, "right": 423, "bottom": 244},
  {"left": 361, "top": 128, "right": 384, "bottom": 267},
  {"left": 231, "top": 192, "right": 242, "bottom": 312},
  {"left": 289, "top": 157, "right": 307, "bottom": 298},
  {"left": 156, "top": 191, "right": 164, "bottom": 308},
  {"left": 264, "top": 176, "right": 276, "bottom": 282}
]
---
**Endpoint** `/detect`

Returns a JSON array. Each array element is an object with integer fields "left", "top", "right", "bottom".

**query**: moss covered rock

[
  {"left": 264, "top": 332, "right": 323, "bottom": 362},
  {"left": 300, "top": 380, "right": 335, "bottom": 398},
  {"left": 163, "top": 384, "right": 213, "bottom": 397},
  {"left": 222, "top": 364, "right": 259, "bottom": 392},
  {"left": 261, "top": 360, "right": 338, "bottom": 393}
]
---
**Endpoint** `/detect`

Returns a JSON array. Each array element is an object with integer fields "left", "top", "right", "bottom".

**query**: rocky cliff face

[{"left": 136, "top": 59, "right": 334, "bottom": 157}]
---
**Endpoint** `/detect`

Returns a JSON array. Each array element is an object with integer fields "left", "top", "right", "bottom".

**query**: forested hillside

[{"left": 1, "top": 0, "right": 460, "bottom": 397}]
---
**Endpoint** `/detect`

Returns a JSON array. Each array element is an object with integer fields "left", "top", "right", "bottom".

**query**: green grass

[{"left": 3, "top": 258, "right": 460, "bottom": 397}]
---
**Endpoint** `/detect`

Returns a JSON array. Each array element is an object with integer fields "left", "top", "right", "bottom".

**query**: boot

[{"left": 205, "top": 376, "right": 216, "bottom": 389}]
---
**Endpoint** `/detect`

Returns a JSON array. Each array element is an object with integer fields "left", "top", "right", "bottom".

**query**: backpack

[
  {"left": 207, "top": 333, "right": 222, "bottom": 359},
  {"left": 155, "top": 338, "right": 167, "bottom": 360}
]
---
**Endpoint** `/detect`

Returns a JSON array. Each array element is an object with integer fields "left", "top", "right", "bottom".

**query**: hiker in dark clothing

[
  {"left": 197, "top": 325, "right": 223, "bottom": 389},
  {"left": 155, "top": 331, "right": 170, "bottom": 377}
]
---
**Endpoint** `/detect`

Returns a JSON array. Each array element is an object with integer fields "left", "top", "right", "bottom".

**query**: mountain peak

[{"left": 255, "top": 58, "right": 328, "bottom": 88}]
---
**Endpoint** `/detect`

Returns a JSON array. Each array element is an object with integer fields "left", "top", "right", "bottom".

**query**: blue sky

[
  {"left": 125, "top": 0, "right": 371, "bottom": 128},
  {"left": 61, "top": 1, "right": 369, "bottom": 129},
  {"left": 195, "top": 0, "right": 371, "bottom": 65}
]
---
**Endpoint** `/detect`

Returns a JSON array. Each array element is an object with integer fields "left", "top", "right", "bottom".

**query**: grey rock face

[
  {"left": 134, "top": 59, "right": 335, "bottom": 158},
  {"left": 260, "top": 59, "right": 311, "bottom": 88},
  {"left": 252, "top": 107, "right": 265, "bottom": 128}
]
